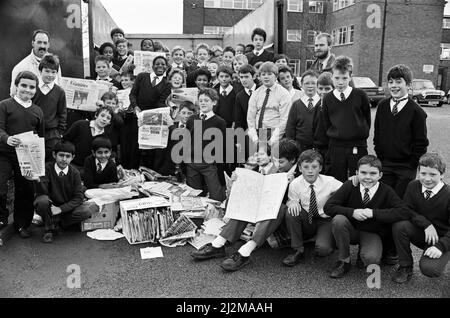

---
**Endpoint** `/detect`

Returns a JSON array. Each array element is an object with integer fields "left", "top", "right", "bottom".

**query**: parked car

[
  {"left": 410, "top": 79, "right": 445, "bottom": 107},
  {"left": 352, "top": 76, "right": 386, "bottom": 107}
]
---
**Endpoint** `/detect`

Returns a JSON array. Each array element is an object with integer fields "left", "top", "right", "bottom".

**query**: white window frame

[
  {"left": 307, "top": 30, "right": 317, "bottom": 46},
  {"left": 287, "top": 0, "right": 303, "bottom": 12},
  {"left": 204, "top": 0, "right": 263, "bottom": 10},
  {"left": 204, "top": 26, "right": 231, "bottom": 35},
  {"left": 331, "top": 24, "right": 354, "bottom": 46},
  {"left": 287, "top": 29, "right": 302, "bottom": 42},
  {"left": 443, "top": 18, "right": 450, "bottom": 29},
  {"left": 289, "top": 59, "right": 301, "bottom": 76},
  {"left": 332, "top": 0, "right": 355, "bottom": 12},
  {"left": 309, "top": 1, "right": 323, "bottom": 14},
  {"left": 441, "top": 43, "right": 450, "bottom": 60}
]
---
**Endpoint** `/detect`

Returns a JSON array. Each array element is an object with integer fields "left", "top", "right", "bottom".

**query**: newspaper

[
  {"left": 116, "top": 88, "right": 131, "bottom": 112},
  {"left": 159, "top": 229, "right": 197, "bottom": 247},
  {"left": 224, "top": 168, "right": 288, "bottom": 223},
  {"left": 14, "top": 131, "right": 45, "bottom": 177},
  {"left": 138, "top": 107, "right": 173, "bottom": 149},
  {"left": 188, "top": 230, "right": 216, "bottom": 250},
  {"left": 163, "top": 214, "right": 198, "bottom": 238},
  {"left": 141, "top": 181, "right": 203, "bottom": 198},
  {"left": 133, "top": 51, "right": 165, "bottom": 75},
  {"left": 60, "top": 77, "right": 113, "bottom": 112}
]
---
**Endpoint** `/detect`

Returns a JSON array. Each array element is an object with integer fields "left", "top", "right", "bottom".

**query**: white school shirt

[
  {"left": 89, "top": 121, "right": 105, "bottom": 137},
  {"left": 54, "top": 163, "right": 69, "bottom": 176},
  {"left": 288, "top": 174, "right": 343, "bottom": 218},
  {"left": 359, "top": 182, "right": 380, "bottom": 201},
  {"left": 200, "top": 111, "right": 215, "bottom": 120},
  {"left": 390, "top": 94, "right": 409, "bottom": 113},
  {"left": 422, "top": 181, "right": 445, "bottom": 199},
  {"left": 300, "top": 94, "right": 321, "bottom": 109},
  {"left": 13, "top": 96, "right": 32, "bottom": 108},
  {"left": 220, "top": 85, "right": 233, "bottom": 96},
  {"left": 333, "top": 86, "right": 353, "bottom": 100},
  {"left": 39, "top": 81, "right": 55, "bottom": 95},
  {"left": 95, "top": 159, "right": 108, "bottom": 172}
]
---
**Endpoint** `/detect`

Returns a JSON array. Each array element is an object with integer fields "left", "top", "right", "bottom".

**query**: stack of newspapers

[{"left": 15, "top": 131, "right": 45, "bottom": 177}]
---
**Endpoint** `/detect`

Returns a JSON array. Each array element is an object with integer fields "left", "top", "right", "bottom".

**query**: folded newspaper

[
  {"left": 15, "top": 131, "right": 45, "bottom": 177},
  {"left": 159, "top": 214, "right": 198, "bottom": 247},
  {"left": 60, "top": 77, "right": 112, "bottom": 112},
  {"left": 137, "top": 107, "right": 173, "bottom": 149},
  {"left": 141, "top": 181, "right": 202, "bottom": 198}
]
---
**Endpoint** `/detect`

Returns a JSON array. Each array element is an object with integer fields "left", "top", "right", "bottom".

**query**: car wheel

[{"left": 438, "top": 102, "right": 443, "bottom": 107}]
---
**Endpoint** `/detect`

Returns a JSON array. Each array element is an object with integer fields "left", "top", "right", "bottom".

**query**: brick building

[
  {"left": 439, "top": 14, "right": 450, "bottom": 92},
  {"left": 184, "top": 0, "right": 446, "bottom": 86}
]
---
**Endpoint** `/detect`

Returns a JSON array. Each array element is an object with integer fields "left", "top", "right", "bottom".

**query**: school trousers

[
  {"left": 329, "top": 145, "right": 368, "bottom": 182},
  {"left": 381, "top": 161, "right": 417, "bottom": 199},
  {"left": 220, "top": 205, "right": 285, "bottom": 246},
  {"left": 331, "top": 215, "right": 383, "bottom": 266},
  {"left": 283, "top": 208, "right": 335, "bottom": 256},
  {"left": 393, "top": 220, "right": 450, "bottom": 278},
  {"left": 186, "top": 163, "right": 225, "bottom": 202},
  {"left": 0, "top": 152, "right": 35, "bottom": 230},
  {"left": 34, "top": 195, "right": 94, "bottom": 231},
  {"left": 44, "top": 128, "right": 61, "bottom": 163}
]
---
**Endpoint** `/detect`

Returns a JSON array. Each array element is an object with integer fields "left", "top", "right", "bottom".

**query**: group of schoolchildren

[{"left": 0, "top": 26, "right": 448, "bottom": 284}]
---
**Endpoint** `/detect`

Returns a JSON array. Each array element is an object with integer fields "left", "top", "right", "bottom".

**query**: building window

[
  {"left": 443, "top": 18, "right": 450, "bottom": 29},
  {"left": 289, "top": 59, "right": 301, "bottom": 76},
  {"left": 204, "top": 0, "right": 263, "bottom": 9},
  {"left": 306, "top": 59, "right": 315, "bottom": 70},
  {"left": 331, "top": 25, "right": 354, "bottom": 46},
  {"left": 287, "top": 0, "right": 303, "bottom": 12},
  {"left": 287, "top": 30, "right": 302, "bottom": 42},
  {"left": 204, "top": 26, "right": 232, "bottom": 34},
  {"left": 441, "top": 43, "right": 450, "bottom": 60},
  {"left": 309, "top": 1, "right": 323, "bottom": 13},
  {"left": 332, "top": 0, "right": 355, "bottom": 11},
  {"left": 307, "top": 30, "right": 317, "bottom": 46}
]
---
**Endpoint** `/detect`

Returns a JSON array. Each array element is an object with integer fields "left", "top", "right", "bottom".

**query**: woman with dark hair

[
  {"left": 140, "top": 38, "right": 154, "bottom": 52},
  {"left": 98, "top": 42, "right": 119, "bottom": 79}
]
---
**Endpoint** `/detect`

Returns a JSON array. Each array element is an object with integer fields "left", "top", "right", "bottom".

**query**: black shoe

[
  {"left": 391, "top": 266, "right": 413, "bottom": 284},
  {"left": 282, "top": 250, "right": 305, "bottom": 267},
  {"left": 220, "top": 252, "right": 250, "bottom": 271},
  {"left": 42, "top": 231, "right": 54, "bottom": 243},
  {"left": 0, "top": 220, "right": 7, "bottom": 231},
  {"left": 330, "top": 260, "right": 351, "bottom": 279},
  {"left": 191, "top": 243, "right": 225, "bottom": 260},
  {"left": 18, "top": 227, "right": 32, "bottom": 238}
]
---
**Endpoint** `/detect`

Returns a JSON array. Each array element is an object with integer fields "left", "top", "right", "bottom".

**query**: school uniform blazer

[
  {"left": 309, "top": 54, "right": 336, "bottom": 74},
  {"left": 130, "top": 72, "right": 171, "bottom": 110}
]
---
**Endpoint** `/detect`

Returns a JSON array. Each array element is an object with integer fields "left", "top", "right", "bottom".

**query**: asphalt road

[{"left": 1, "top": 105, "right": 449, "bottom": 298}]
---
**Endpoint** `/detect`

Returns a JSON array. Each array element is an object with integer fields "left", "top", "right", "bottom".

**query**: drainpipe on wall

[{"left": 378, "top": 0, "right": 388, "bottom": 87}]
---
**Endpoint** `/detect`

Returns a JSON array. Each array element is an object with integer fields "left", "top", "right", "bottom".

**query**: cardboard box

[
  {"left": 120, "top": 197, "right": 172, "bottom": 245},
  {"left": 81, "top": 201, "right": 120, "bottom": 232}
]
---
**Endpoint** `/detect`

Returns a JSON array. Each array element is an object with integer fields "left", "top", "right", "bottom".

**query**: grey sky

[{"left": 100, "top": 0, "right": 183, "bottom": 34}]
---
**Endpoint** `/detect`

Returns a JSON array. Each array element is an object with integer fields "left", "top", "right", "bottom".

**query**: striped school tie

[
  {"left": 340, "top": 92, "right": 345, "bottom": 102},
  {"left": 307, "top": 184, "right": 320, "bottom": 224},
  {"left": 363, "top": 188, "right": 370, "bottom": 205},
  {"left": 392, "top": 97, "right": 408, "bottom": 115},
  {"left": 424, "top": 190, "right": 432, "bottom": 200},
  {"left": 308, "top": 98, "right": 314, "bottom": 111}
]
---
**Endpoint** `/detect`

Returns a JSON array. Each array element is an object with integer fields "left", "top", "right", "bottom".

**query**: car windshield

[
  {"left": 353, "top": 77, "right": 376, "bottom": 87},
  {"left": 412, "top": 80, "right": 435, "bottom": 90}
]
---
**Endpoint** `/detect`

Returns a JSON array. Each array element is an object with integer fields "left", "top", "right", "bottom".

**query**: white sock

[
  {"left": 238, "top": 240, "right": 257, "bottom": 257},
  {"left": 212, "top": 236, "right": 227, "bottom": 248}
]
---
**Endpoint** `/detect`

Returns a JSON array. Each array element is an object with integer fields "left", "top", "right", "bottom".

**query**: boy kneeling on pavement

[
  {"left": 26, "top": 141, "right": 94, "bottom": 243},
  {"left": 191, "top": 138, "right": 300, "bottom": 271}
]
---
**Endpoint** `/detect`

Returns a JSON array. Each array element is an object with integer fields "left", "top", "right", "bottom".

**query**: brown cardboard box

[{"left": 81, "top": 201, "right": 120, "bottom": 232}]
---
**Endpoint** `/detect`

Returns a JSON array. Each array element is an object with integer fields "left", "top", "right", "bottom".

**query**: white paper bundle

[{"left": 15, "top": 131, "right": 45, "bottom": 177}]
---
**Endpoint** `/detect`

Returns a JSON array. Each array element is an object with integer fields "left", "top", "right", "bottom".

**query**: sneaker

[
  {"left": 220, "top": 252, "right": 250, "bottom": 271},
  {"left": 18, "top": 227, "right": 32, "bottom": 238},
  {"left": 42, "top": 231, "right": 54, "bottom": 243},
  {"left": 330, "top": 260, "right": 351, "bottom": 279},
  {"left": 191, "top": 243, "right": 226, "bottom": 260},
  {"left": 391, "top": 266, "right": 413, "bottom": 284}
]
